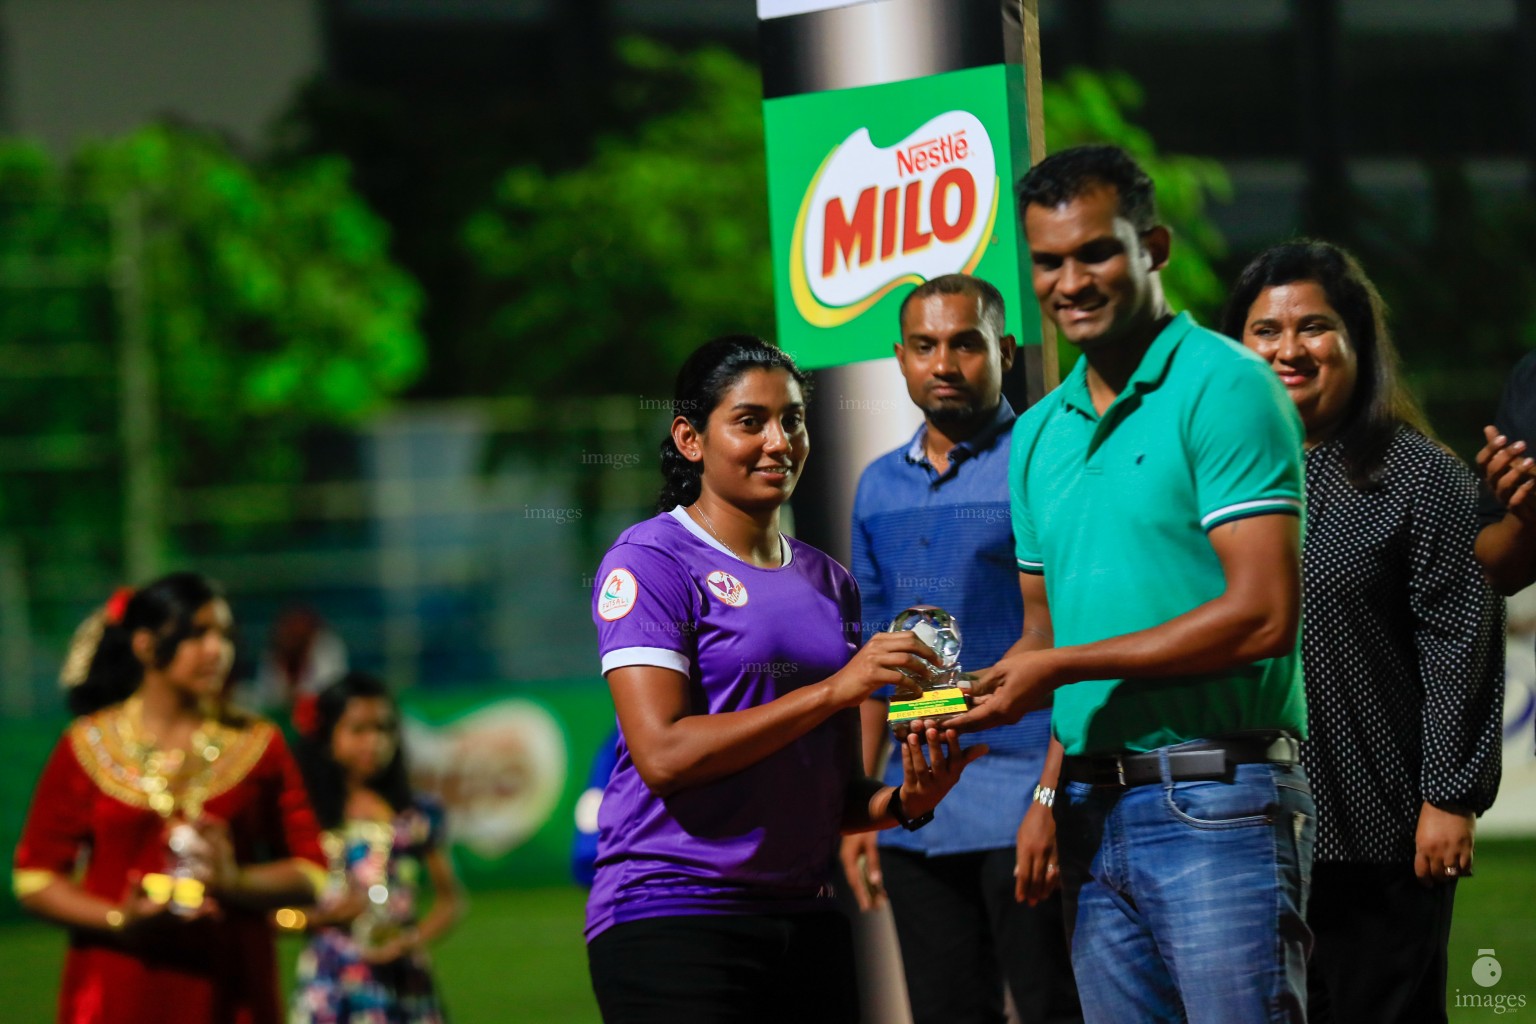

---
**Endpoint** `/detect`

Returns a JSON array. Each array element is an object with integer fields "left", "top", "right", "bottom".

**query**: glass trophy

[{"left": 886, "top": 605, "right": 970, "bottom": 733}]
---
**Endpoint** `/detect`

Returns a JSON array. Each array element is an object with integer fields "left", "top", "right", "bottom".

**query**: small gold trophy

[
  {"left": 140, "top": 798, "right": 210, "bottom": 916},
  {"left": 347, "top": 821, "right": 401, "bottom": 956},
  {"left": 128, "top": 703, "right": 223, "bottom": 914},
  {"left": 886, "top": 605, "right": 970, "bottom": 734}
]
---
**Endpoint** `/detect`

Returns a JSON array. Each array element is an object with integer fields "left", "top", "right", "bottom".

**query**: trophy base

[
  {"left": 141, "top": 872, "right": 205, "bottom": 914},
  {"left": 888, "top": 686, "right": 968, "bottom": 731},
  {"left": 354, "top": 913, "right": 404, "bottom": 957}
]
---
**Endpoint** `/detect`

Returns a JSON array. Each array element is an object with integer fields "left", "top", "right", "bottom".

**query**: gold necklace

[
  {"left": 691, "top": 504, "right": 784, "bottom": 567},
  {"left": 117, "top": 696, "right": 226, "bottom": 819}
]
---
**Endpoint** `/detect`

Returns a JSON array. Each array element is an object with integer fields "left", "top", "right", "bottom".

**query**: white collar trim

[{"left": 668, "top": 505, "right": 794, "bottom": 568}]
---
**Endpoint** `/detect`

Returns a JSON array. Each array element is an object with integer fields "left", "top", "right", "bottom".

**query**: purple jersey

[{"left": 586, "top": 507, "right": 862, "bottom": 941}]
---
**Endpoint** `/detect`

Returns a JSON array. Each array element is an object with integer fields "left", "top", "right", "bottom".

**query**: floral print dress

[{"left": 290, "top": 797, "right": 448, "bottom": 1024}]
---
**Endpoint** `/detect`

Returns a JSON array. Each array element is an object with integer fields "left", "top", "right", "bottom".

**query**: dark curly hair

[{"left": 655, "top": 335, "right": 812, "bottom": 513}]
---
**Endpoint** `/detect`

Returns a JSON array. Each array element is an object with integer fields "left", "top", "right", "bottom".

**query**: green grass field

[{"left": 3, "top": 840, "right": 1533, "bottom": 1022}]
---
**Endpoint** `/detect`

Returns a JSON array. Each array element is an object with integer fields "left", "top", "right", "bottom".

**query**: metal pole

[
  {"left": 375, "top": 419, "right": 421, "bottom": 692},
  {"left": 0, "top": 535, "right": 34, "bottom": 718},
  {"left": 757, "top": 9, "right": 1041, "bottom": 1021},
  {"left": 113, "top": 193, "right": 165, "bottom": 582}
]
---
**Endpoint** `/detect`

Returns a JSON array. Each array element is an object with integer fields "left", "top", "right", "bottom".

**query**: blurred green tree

[
  {"left": 77, "top": 123, "right": 426, "bottom": 484},
  {"left": 463, "top": 38, "right": 770, "bottom": 399},
  {"left": 0, "top": 124, "right": 424, "bottom": 600},
  {"left": 1043, "top": 68, "right": 1232, "bottom": 327},
  {"left": 463, "top": 47, "right": 1231, "bottom": 395},
  {"left": 1341, "top": 165, "right": 1536, "bottom": 459}
]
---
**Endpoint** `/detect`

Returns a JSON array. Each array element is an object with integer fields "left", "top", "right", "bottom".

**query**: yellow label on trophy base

[{"left": 888, "top": 687, "right": 968, "bottom": 724}]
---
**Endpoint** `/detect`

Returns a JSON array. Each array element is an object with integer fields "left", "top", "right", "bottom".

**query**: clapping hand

[{"left": 1477, "top": 426, "right": 1536, "bottom": 522}]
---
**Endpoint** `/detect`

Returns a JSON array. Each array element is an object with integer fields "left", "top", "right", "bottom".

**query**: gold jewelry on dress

[
  {"left": 104, "top": 908, "right": 125, "bottom": 931},
  {"left": 116, "top": 696, "right": 227, "bottom": 821},
  {"left": 70, "top": 706, "right": 269, "bottom": 814}
]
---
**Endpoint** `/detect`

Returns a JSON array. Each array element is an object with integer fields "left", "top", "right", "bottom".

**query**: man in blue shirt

[{"left": 839, "top": 274, "right": 1079, "bottom": 1024}]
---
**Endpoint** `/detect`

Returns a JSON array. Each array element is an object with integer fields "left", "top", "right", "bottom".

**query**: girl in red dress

[{"left": 12, "top": 571, "right": 328, "bottom": 1024}]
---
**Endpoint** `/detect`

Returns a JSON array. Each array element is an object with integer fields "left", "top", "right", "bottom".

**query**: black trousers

[
  {"left": 1307, "top": 861, "right": 1457, "bottom": 1024},
  {"left": 587, "top": 911, "right": 860, "bottom": 1024},
  {"left": 881, "top": 847, "right": 1082, "bottom": 1024}
]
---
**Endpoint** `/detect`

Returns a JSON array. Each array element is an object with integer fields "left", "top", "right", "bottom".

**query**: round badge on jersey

[
  {"left": 598, "top": 568, "right": 639, "bottom": 621},
  {"left": 706, "top": 570, "right": 749, "bottom": 608}
]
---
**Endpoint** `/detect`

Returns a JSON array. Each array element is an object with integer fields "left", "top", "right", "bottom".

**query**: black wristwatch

[{"left": 888, "top": 788, "right": 934, "bottom": 832}]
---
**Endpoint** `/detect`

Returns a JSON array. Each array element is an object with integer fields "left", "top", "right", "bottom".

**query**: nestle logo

[{"left": 895, "top": 129, "right": 969, "bottom": 177}]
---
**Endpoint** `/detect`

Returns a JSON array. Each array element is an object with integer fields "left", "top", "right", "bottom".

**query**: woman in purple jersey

[{"left": 587, "top": 335, "right": 985, "bottom": 1023}]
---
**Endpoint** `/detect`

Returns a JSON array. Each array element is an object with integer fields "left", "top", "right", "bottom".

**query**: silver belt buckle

[{"left": 1115, "top": 755, "right": 1126, "bottom": 787}]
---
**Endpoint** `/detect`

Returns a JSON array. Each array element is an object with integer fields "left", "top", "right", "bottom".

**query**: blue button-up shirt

[{"left": 851, "top": 399, "right": 1050, "bottom": 854}]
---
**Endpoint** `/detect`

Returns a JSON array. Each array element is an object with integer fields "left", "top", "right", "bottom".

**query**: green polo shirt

[{"left": 1010, "top": 312, "right": 1307, "bottom": 756}]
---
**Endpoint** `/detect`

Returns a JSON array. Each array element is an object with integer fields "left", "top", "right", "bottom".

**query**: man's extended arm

[{"left": 947, "top": 512, "right": 1300, "bottom": 730}]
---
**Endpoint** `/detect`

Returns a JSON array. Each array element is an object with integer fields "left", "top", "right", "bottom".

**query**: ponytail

[{"left": 656, "top": 436, "right": 703, "bottom": 513}]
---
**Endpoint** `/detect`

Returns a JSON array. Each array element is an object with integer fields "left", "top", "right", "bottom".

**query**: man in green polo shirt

[{"left": 943, "top": 146, "right": 1314, "bottom": 1023}]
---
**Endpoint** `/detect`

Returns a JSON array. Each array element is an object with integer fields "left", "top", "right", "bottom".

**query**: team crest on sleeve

[
  {"left": 598, "top": 568, "right": 639, "bottom": 621},
  {"left": 705, "top": 570, "right": 749, "bottom": 608}
]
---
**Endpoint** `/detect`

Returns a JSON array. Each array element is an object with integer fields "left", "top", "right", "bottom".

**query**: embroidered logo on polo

[
  {"left": 706, "top": 570, "right": 749, "bottom": 607},
  {"left": 598, "top": 568, "right": 638, "bottom": 621}
]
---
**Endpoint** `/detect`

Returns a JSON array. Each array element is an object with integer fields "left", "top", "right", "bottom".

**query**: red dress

[{"left": 13, "top": 705, "right": 326, "bottom": 1024}]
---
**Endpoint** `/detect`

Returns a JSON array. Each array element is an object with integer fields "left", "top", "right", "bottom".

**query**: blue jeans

[{"left": 1056, "top": 758, "right": 1316, "bottom": 1024}]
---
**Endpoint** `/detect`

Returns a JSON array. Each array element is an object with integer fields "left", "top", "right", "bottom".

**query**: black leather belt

[{"left": 1061, "top": 733, "right": 1299, "bottom": 789}]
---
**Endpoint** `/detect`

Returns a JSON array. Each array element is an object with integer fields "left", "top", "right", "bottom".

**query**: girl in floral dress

[{"left": 290, "top": 673, "right": 463, "bottom": 1024}]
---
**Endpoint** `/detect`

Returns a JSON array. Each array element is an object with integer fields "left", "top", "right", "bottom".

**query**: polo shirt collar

[
  {"left": 903, "top": 399, "right": 1017, "bottom": 469},
  {"left": 1057, "top": 311, "right": 1196, "bottom": 419}
]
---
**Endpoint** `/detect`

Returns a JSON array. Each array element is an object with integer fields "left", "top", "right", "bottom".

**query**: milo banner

[{"left": 759, "top": 0, "right": 1045, "bottom": 371}]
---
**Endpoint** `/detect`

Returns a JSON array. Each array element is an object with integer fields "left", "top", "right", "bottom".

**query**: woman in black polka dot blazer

[{"left": 1224, "top": 240, "right": 1504, "bottom": 1024}]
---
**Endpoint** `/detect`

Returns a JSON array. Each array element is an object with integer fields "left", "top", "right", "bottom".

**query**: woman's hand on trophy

[
  {"left": 896, "top": 726, "right": 986, "bottom": 819},
  {"left": 113, "top": 871, "right": 175, "bottom": 936},
  {"left": 827, "top": 631, "right": 942, "bottom": 709},
  {"left": 1013, "top": 799, "right": 1060, "bottom": 906},
  {"left": 314, "top": 884, "right": 370, "bottom": 927},
  {"left": 360, "top": 926, "right": 421, "bottom": 965},
  {"left": 191, "top": 817, "right": 239, "bottom": 893}
]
